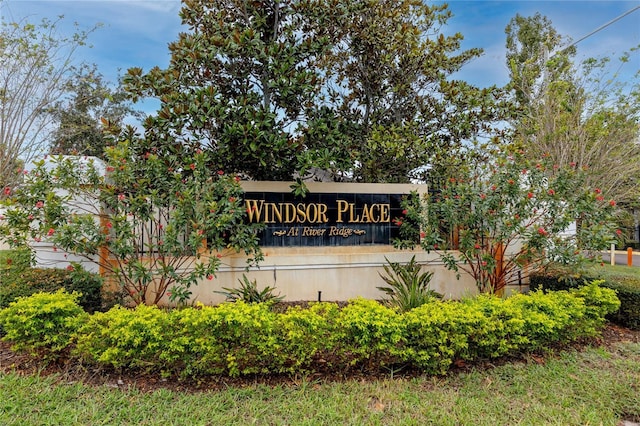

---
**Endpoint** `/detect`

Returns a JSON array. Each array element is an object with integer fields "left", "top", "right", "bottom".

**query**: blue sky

[{"left": 2, "top": 0, "right": 639, "bottom": 117}]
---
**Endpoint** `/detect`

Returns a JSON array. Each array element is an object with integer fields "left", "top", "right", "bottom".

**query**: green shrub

[
  {"left": 531, "top": 267, "right": 637, "bottom": 330},
  {"left": 606, "top": 284, "right": 640, "bottom": 330},
  {"left": 2, "top": 282, "right": 620, "bottom": 378},
  {"left": 377, "top": 256, "right": 441, "bottom": 312},
  {"left": 529, "top": 271, "right": 581, "bottom": 292},
  {"left": 333, "top": 299, "right": 405, "bottom": 369},
  {"left": 509, "top": 291, "right": 581, "bottom": 348},
  {"left": 571, "top": 280, "right": 621, "bottom": 333},
  {"left": 0, "top": 289, "right": 87, "bottom": 358},
  {"left": 274, "top": 302, "right": 341, "bottom": 373},
  {"left": 460, "top": 295, "right": 528, "bottom": 359},
  {"left": 75, "top": 304, "right": 173, "bottom": 372},
  {"left": 402, "top": 301, "right": 477, "bottom": 374},
  {"left": 0, "top": 264, "right": 103, "bottom": 313},
  {"left": 169, "top": 301, "right": 280, "bottom": 377}
]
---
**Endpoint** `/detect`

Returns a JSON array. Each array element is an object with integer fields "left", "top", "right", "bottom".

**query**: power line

[{"left": 558, "top": 5, "right": 640, "bottom": 53}]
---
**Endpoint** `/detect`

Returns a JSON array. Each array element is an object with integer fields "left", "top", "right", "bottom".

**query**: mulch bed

[{"left": 1, "top": 322, "right": 638, "bottom": 393}]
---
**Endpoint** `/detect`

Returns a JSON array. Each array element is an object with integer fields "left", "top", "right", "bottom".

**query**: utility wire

[{"left": 558, "top": 5, "right": 640, "bottom": 53}]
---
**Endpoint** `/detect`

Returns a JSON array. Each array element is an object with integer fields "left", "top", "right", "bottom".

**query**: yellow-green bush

[
  {"left": 0, "top": 281, "right": 621, "bottom": 378},
  {"left": 169, "top": 302, "right": 280, "bottom": 377},
  {"left": 402, "top": 301, "right": 479, "bottom": 374},
  {"left": 333, "top": 299, "right": 405, "bottom": 369},
  {"left": 0, "top": 289, "right": 87, "bottom": 358},
  {"left": 459, "top": 295, "right": 528, "bottom": 360},
  {"left": 75, "top": 304, "right": 172, "bottom": 371},
  {"left": 273, "top": 302, "right": 341, "bottom": 373}
]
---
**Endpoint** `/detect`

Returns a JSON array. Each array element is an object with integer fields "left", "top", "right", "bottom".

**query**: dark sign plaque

[{"left": 243, "top": 191, "right": 407, "bottom": 247}]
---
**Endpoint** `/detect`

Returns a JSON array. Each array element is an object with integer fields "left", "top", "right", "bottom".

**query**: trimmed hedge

[
  {"left": 0, "top": 290, "right": 88, "bottom": 358},
  {"left": 0, "top": 282, "right": 620, "bottom": 379},
  {"left": 531, "top": 269, "right": 640, "bottom": 330},
  {"left": 0, "top": 266, "right": 103, "bottom": 313}
]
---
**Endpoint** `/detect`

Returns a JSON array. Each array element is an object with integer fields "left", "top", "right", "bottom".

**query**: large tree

[
  {"left": 123, "top": 0, "right": 510, "bottom": 185},
  {"left": 47, "top": 64, "right": 141, "bottom": 158},
  {"left": 505, "top": 13, "right": 640, "bottom": 205},
  {"left": 124, "top": 0, "right": 343, "bottom": 181},
  {"left": 318, "top": 0, "right": 511, "bottom": 183},
  {"left": 0, "top": 15, "right": 93, "bottom": 189}
]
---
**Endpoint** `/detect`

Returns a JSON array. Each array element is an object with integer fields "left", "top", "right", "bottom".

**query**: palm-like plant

[{"left": 377, "top": 256, "right": 441, "bottom": 312}]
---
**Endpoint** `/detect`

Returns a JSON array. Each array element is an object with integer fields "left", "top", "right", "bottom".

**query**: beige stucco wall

[
  {"left": 179, "top": 181, "right": 478, "bottom": 304},
  {"left": 181, "top": 246, "right": 479, "bottom": 305}
]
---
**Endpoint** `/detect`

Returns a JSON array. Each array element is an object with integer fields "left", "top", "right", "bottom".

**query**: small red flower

[
  {"left": 508, "top": 179, "right": 515, "bottom": 185},
  {"left": 2, "top": 187, "right": 9, "bottom": 196},
  {"left": 596, "top": 195, "right": 604, "bottom": 201},
  {"left": 118, "top": 193, "right": 126, "bottom": 201},
  {"left": 527, "top": 192, "right": 534, "bottom": 199},
  {"left": 229, "top": 197, "right": 236, "bottom": 202},
  {"left": 548, "top": 189, "right": 555, "bottom": 196},
  {"left": 537, "top": 227, "right": 547, "bottom": 236},
  {"left": 609, "top": 200, "right": 616, "bottom": 207},
  {"left": 402, "top": 209, "right": 408, "bottom": 215},
  {"left": 234, "top": 176, "right": 241, "bottom": 182},
  {"left": 491, "top": 185, "right": 497, "bottom": 191},
  {"left": 480, "top": 193, "right": 486, "bottom": 200},
  {"left": 433, "top": 243, "right": 438, "bottom": 250},
  {"left": 47, "top": 228, "right": 55, "bottom": 236},
  {"left": 616, "top": 229, "right": 622, "bottom": 235},
  {"left": 35, "top": 201, "right": 44, "bottom": 208},
  {"left": 66, "top": 264, "right": 74, "bottom": 271},
  {"left": 207, "top": 274, "right": 213, "bottom": 280},
  {"left": 419, "top": 232, "right": 426, "bottom": 238},
  {"left": 216, "top": 253, "right": 222, "bottom": 258},
  {"left": 217, "top": 170, "right": 224, "bottom": 175},
  {"left": 570, "top": 162, "right": 576, "bottom": 167},
  {"left": 474, "top": 243, "right": 481, "bottom": 249},
  {"left": 106, "top": 222, "right": 113, "bottom": 229},
  {"left": 594, "top": 188, "right": 602, "bottom": 194},
  {"left": 197, "top": 229, "right": 204, "bottom": 235},
  {"left": 189, "top": 163, "right": 196, "bottom": 170},
  {"left": 106, "top": 166, "right": 115, "bottom": 172},
  {"left": 481, "top": 261, "right": 487, "bottom": 266}
]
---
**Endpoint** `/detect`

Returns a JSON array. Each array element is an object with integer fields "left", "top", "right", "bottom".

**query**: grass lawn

[{"left": 1, "top": 341, "right": 639, "bottom": 425}]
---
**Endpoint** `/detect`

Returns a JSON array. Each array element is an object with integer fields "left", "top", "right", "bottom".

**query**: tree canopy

[
  {"left": 123, "top": 0, "right": 509, "bottom": 184},
  {"left": 505, "top": 13, "right": 640, "bottom": 205},
  {"left": 47, "top": 64, "right": 140, "bottom": 158},
  {"left": 0, "top": 16, "right": 93, "bottom": 189}
]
